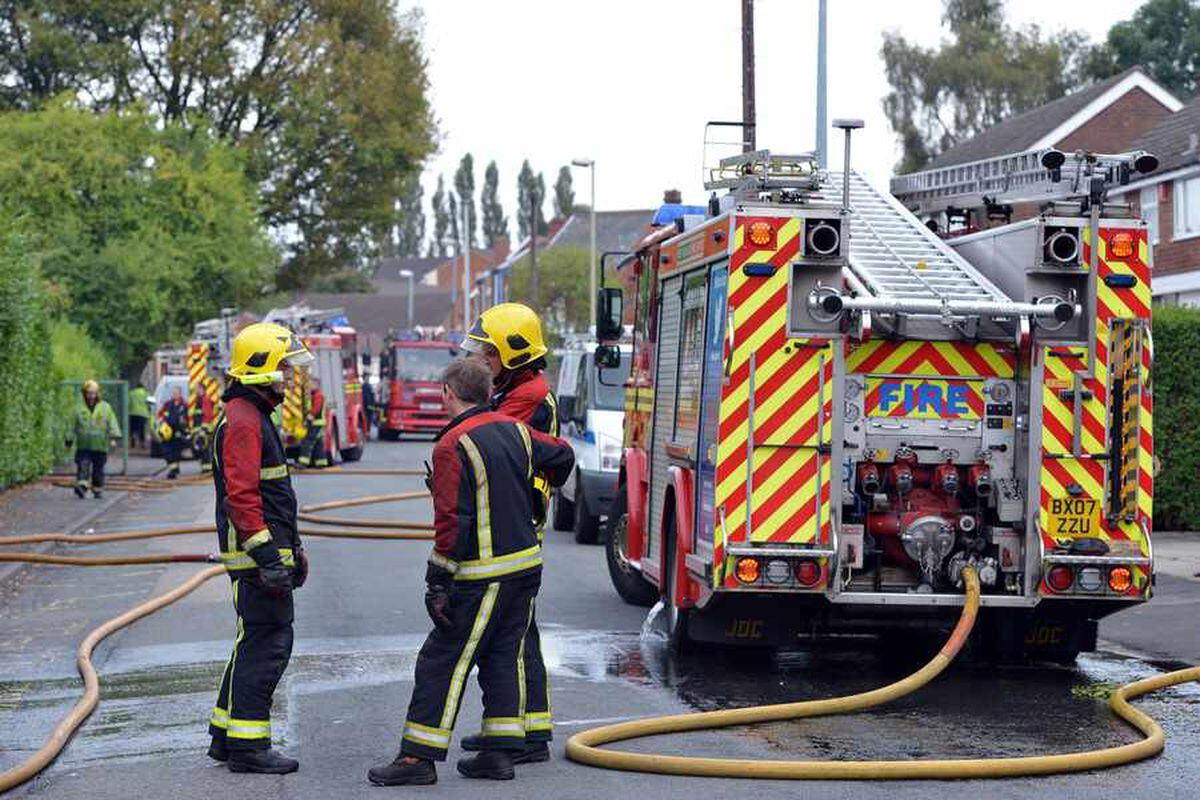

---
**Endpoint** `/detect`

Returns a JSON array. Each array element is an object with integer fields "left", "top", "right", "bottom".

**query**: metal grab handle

[
  {"left": 870, "top": 421, "right": 908, "bottom": 430},
  {"left": 940, "top": 423, "right": 977, "bottom": 432},
  {"left": 724, "top": 308, "right": 736, "bottom": 378}
]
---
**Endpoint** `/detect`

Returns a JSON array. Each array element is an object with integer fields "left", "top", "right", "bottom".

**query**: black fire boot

[
  {"left": 207, "top": 736, "right": 229, "bottom": 762},
  {"left": 227, "top": 748, "right": 299, "bottom": 774},
  {"left": 460, "top": 736, "right": 549, "bottom": 764},
  {"left": 92, "top": 488, "right": 103, "bottom": 499},
  {"left": 459, "top": 733, "right": 486, "bottom": 751},
  {"left": 456, "top": 750, "right": 515, "bottom": 780},
  {"left": 73, "top": 483, "right": 87, "bottom": 499},
  {"left": 367, "top": 754, "right": 437, "bottom": 786}
]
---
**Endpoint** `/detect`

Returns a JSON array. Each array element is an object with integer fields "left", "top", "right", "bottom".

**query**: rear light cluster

[
  {"left": 1045, "top": 564, "right": 1135, "bottom": 594},
  {"left": 733, "top": 556, "right": 823, "bottom": 588}
]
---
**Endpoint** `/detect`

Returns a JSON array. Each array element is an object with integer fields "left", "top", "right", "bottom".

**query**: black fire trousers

[
  {"left": 209, "top": 575, "right": 295, "bottom": 750},
  {"left": 74, "top": 449, "right": 107, "bottom": 490},
  {"left": 400, "top": 573, "right": 539, "bottom": 761},
  {"left": 163, "top": 438, "right": 185, "bottom": 470}
]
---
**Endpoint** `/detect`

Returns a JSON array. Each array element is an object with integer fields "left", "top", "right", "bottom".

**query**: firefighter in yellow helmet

[
  {"left": 459, "top": 302, "right": 558, "bottom": 764},
  {"left": 67, "top": 379, "right": 121, "bottom": 498},
  {"left": 207, "top": 322, "right": 312, "bottom": 774}
]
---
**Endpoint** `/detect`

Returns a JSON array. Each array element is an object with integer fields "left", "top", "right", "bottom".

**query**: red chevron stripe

[
  {"left": 734, "top": 282, "right": 789, "bottom": 340},
  {"left": 1042, "top": 408, "right": 1075, "bottom": 452},
  {"left": 751, "top": 453, "right": 819, "bottom": 531},
  {"left": 847, "top": 342, "right": 897, "bottom": 374},
  {"left": 753, "top": 363, "right": 829, "bottom": 444},
  {"left": 717, "top": 434, "right": 797, "bottom": 507},
  {"left": 767, "top": 474, "right": 824, "bottom": 543}
]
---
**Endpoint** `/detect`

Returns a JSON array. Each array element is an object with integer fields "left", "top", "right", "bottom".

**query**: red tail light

[
  {"left": 1046, "top": 565, "right": 1074, "bottom": 593},
  {"left": 794, "top": 559, "right": 821, "bottom": 587}
]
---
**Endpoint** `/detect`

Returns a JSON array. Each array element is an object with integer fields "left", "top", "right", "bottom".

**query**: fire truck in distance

[
  {"left": 595, "top": 120, "right": 1156, "bottom": 662},
  {"left": 264, "top": 304, "right": 369, "bottom": 463},
  {"left": 377, "top": 331, "right": 455, "bottom": 439}
]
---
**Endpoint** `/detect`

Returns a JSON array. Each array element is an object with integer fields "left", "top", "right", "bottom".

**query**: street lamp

[
  {"left": 571, "top": 158, "right": 596, "bottom": 334},
  {"left": 398, "top": 268, "right": 414, "bottom": 328}
]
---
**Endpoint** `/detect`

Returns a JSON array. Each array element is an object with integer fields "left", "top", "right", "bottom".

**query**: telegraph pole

[
  {"left": 742, "top": 0, "right": 756, "bottom": 152},
  {"left": 462, "top": 202, "right": 471, "bottom": 328},
  {"left": 529, "top": 184, "right": 539, "bottom": 303}
]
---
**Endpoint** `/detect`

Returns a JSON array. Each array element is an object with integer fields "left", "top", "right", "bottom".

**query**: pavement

[{"left": 0, "top": 442, "right": 1197, "bottom": 799}]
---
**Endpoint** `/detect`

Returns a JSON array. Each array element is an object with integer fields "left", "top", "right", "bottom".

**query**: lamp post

[
  {"left": 398, "top": 268, "right": 414, "bottom": 328},
  {"left": 571, "top": 158, "right": 596, "bottom": 332}
]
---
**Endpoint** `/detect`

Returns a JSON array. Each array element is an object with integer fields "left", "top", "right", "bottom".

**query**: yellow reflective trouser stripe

[
  {"left": 482, "top": 716, "right": 525, "bottom": 736},
  {"left": 439, "top": 582, "right": 499, "bottom": 730},
  {"left": 459, "top": 434, "right": 493, "bottom": 561},
  {"left": 452, "top": 545, "right": 542, "bottom": 581},
  {"left": 517, "top": 598, "right": 533, "bottom": 723},
  {"left": 516, "top": 424, "right": 533, "bottom": 480},
  {"left": 210, "top": 706, "right": 229, "bottom": 729},
  {"left": 429, "top": 552, "right": 459, "bottom": 574},
  {"left": 403, "top": 721, "right": 452, "bottom": 748},
  {"left": 226, "top": 717, "right": 272, "bottom": 740},
  {"left": 221, "top": 547, "right": 294, "bottom": 572},
  {"left": 259, "top": 464, "right": 289, "bottom": 480},
  {"left": 525, "top": 711, "right": 553, "bottom": 731}
]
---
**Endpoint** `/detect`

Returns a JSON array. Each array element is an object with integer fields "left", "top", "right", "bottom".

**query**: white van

[{"left": 552, "top": 341, "right": 631, "bottom": 543}]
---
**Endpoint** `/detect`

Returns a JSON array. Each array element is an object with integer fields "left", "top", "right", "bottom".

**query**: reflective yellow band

[
  {"left": 210, "top": 707, "right": 230, "bottom": 729},
  {"left": 440, "top": 583, "right": 499, "bottom": 729},
  {"left": 225, "top": 717, "right": 272, "bottom": 740},
  {"left": 429, "top": 552, "right": 459, "bottom": 574},
  {"left": 221, "top": 547, "right": 294, "bottom": 572},
  {"left": 525, "top": 711, "right": 552, "bottom": 730},
  {"left": 453, "top": 545, "right": 542, "bottom": 581},
  {"left": 243, "top": 529, "right": 272, "bottom": 550},
  {"left": 259, "top": 464, "right": 289, "bottom": 480},
  {"left": 482, "top": 716, "right": 525, "bottom": 736},
  {"left": 459, "top": 434, "right": 493, "bottom": 561},
  {"left": 516, "top": 424, "right": 533, "bottom": 480},
  {"left": 403, "top": 721, "right": 451, "bottom": 748}
]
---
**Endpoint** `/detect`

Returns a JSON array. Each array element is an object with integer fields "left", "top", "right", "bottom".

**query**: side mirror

[
  {"left": 596, "top": 288, "right": 623, "bottom": 341},
  {"left": 558, "top": 395, "right": 576, "bottom": 423}
]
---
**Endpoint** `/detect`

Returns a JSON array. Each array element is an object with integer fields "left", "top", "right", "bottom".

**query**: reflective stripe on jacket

[{"left": 72, "top": 400, "right": 121, "bottom": 452}]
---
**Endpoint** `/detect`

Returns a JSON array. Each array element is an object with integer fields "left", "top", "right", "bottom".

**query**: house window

[
  {"left": 1173, "top": 177, "right": 1200, "bottom": 239},
  {"left": 1140, "top": 186, "right": 1159, "bottom": 245}
]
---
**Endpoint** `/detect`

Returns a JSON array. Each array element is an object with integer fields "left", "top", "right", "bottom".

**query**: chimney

[{"left": 663, "top": 189, "right": 682, "bottom": 204}]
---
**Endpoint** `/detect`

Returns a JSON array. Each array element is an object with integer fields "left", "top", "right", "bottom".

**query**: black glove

[
  {"left": 425, "top": 585, "right": 453, "bottom": 632},
  {"left": 292, "top": 547, "right": 309, "bottom": 589},
  {"left": 249, "top": 541, "right": 293, "bottom": 597},
  {"left": 423, "top": 460, "right": 434, "bottom": 494}
]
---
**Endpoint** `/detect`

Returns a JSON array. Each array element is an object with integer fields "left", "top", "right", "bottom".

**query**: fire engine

[
  {"left": 265, "top": 304, "right": 370, "bottom": 463},
  {"left": 595, "top": 122, "right": 1157, "bottom": 662},
  {"left": 377, "top": 332, "right": 456, "bottom": 439}
]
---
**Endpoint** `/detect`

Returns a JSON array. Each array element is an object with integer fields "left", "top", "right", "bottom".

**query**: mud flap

[
  {"left": 683, "top": 595, "right": 819, "bottom": 647},
  {"left": 985, "top": 609, "right": 1098, "bottom": 663}
]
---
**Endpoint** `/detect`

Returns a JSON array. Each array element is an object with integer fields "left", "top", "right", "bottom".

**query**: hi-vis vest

[{"left": 212, "top": 396, "right": 300, "bottom": 572}]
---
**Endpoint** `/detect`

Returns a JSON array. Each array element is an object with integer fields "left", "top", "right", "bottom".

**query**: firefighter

[
  {"left": 459, "top": 302, "right": 558, "bottom": 763},
  {"left": 128, "top": 382, "right": 150, "bottom": 449},
  {"left": 368, "top": 358, "right": 574, "bottom": 786},
  {"left": 68, "top": 380, "right": 121, "bottom": 499},
  {"left": 195, "top": 385, "right": 218, "bottom": 474},
  {"left": 207, "top": 322, "right": 313, "bottom": 775},
  {"left": 298, "top": 376, "right": 329, "bottom": 468},
  {"left": 158, "top": 385, "right": 189, "bottom": 479}
]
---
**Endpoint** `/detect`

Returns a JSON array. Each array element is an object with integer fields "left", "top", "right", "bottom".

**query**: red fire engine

[
  {"left": 377, "top": 334, "right": 456, "bottom": 439},
  {"left": 595, "top": 129, "right": 1156, "bottom": 663}
]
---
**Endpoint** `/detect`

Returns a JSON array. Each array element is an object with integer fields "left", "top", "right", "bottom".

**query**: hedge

[
  {"left": 0, "top": 227, "right": 53, "bottom": 490},
  {"left": 1149, "top": 305, "right": 1200, "bottom": 530}
]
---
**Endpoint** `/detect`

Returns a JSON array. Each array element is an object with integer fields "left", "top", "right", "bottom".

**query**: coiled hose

[
  {"left": 567, "top": 569, "right": 1200, "bottom": 779},
  {"left": 0, "top": 485, "right": 433, "bottom": 793}
]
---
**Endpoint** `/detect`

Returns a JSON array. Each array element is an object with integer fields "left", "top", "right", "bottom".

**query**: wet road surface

[{"left": 1, "top": 440, "right": 1197, "bottom": 799}]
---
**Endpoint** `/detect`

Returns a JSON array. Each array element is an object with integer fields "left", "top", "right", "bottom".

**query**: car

[{"left": 552, "top": 340, "right": 631, "bottom": 543}]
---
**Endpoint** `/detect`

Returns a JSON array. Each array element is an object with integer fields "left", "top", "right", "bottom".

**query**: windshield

[
  {"left": 392, "top": 346, "right": 455, "bottom": 382},
  {"left": 591, "top": 352, "right": 631, "bottom": 410}
]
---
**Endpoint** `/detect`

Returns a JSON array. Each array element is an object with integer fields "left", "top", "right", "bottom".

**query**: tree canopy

[
  {"left": 480, "top": 160, "right": 508, "bottom": 249},
  {"left": 1085, "top": 0, "right": 1200, "bottom": 98},
  {"left": 553, "top": 165, "right": 575, "bottom": 218}
]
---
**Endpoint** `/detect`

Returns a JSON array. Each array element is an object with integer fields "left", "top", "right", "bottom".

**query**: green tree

[
  {"left": 430, "top": 175, "right": 449, "bottom": 258},
  {"left": 517, "top": 159, "right": 534, "bottom": 240},
  {"left": 1084, "top": 0, "right": 1200, "bottom": 98},
  {"left": 454, "top": 153, "right": 477, "bottom": 249},
  {"left": 448, "top": 193, "right": 461, "bottom": 254},
  {"left": 0, "top": 103, "right": 274, "bottom": 375},
  {"left": 0, "top": 1, "right": 437, "bottom": 288},
  {"left": 395, "top": 170, "right": 425, "bottom": 258},
  {"left": 480, "top": 160, "right": 508, "bottom": 248},
  {"left": 553, "top": 165, "right": 575, "bottom": 218},
  {"left": 881, "top": 0, "right": 1088, "bottom": 173},
  {"left": 507, "top": 245, "right": 618, "bottom": 339},
  {"left": 535, "top": 172, "right": 548, "bottom": 234}
]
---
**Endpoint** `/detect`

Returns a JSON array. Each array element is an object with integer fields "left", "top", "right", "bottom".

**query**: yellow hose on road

[{"left": 567, "top": 569, "right": 1200, "bottom": 779}]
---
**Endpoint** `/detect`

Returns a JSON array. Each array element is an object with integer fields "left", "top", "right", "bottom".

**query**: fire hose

[
  {"left": 0, "top": 487, "right": 434, "bottom": 793},
  {"left": 2, "top": 487, "right": 1197, "bottom": 790},
  {"left": 566, "top": 568, "right": 1200, "bottom": 779}
]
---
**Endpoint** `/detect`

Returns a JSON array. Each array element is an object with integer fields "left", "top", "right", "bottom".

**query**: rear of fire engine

[{"left": 598, "top": 129, "right": 1156, "bottom": 663}]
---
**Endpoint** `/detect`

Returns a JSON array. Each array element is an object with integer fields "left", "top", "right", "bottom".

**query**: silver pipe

[{"left": 818, "top": 291, "right": 1077, "bottom": 321}]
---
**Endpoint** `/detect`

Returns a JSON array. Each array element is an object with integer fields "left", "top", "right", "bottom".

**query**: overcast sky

[{"left": 403, "top": 0, "right": 1142, "bottom": 231}]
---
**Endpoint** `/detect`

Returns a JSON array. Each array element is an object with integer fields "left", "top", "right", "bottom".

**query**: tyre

[
  {"left": 378, "top": 427, "right": 400, "bottom": 441},
  {"left": 340, "top": 444, "right": 363, "bottom": 462},
  {"left": 604, "top": 480, "right": 658, "bottom": 607},
  {"left": 551, "top": 488, "right": 574, "bottom": 531},
  {"left": 662, "top": 513, "right": 693, "bottom": 653},
  {"left": 573, "top": 475, "right": 601, "bottom": 544}
]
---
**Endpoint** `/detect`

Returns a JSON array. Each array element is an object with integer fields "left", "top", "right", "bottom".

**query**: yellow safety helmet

[
  {"left": 82, "top": 379, "right": 100, "bottom": 396},
  {"left": 227, "top": 323, "right": 313, "bottom": 386},
  {"left": 463, "top": 303, "right": 547, "bottom": 369},
  {"left": 158, "top": 421, "right": 173, "bottom": 442}
]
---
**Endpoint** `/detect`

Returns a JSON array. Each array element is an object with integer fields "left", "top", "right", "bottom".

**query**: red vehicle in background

[{"left": 377, "top": 335, "right": 456, "bottom": 439}]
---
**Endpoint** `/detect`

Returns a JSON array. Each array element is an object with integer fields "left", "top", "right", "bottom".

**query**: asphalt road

[{"left": 1, "top": 439, "right": 1197, "bottom": 799}]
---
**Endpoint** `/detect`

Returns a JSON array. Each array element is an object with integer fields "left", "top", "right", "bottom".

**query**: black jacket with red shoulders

[
  {"left": 212, "top": 384, "right": 299, "bottom": 571},
  {"left": 492, "top": 368, "right": 558, "bottom": 435},
  {"left": 428, "top": 406, "right": 573, "bottom": 583}
]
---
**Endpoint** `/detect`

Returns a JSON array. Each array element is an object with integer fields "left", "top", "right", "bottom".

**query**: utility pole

[
  {"left": 529, "top": 183, "right": 539, "bottom": 304},
  {"left": 741, "top": 0, "right": 756, "bottom": 152},
  {"left": 816, "top": 0, "right": 828, "bottom": 168},
  {"left": 462, "top": 202, "right": 471, "bottom": 327}
]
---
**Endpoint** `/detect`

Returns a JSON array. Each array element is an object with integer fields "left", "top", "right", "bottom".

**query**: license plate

[
  {"left": 420, "top": 402, "right": 442, "bottom": 411},
  {"left": 1047, "top": 497, "right": 1100, "bottom": 539}
]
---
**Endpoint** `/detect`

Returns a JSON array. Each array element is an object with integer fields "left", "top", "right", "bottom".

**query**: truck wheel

[
  {"left": 340, "top": 444, "right": 363, "bottom": 462},
  {"left": 662, "top": 513, "right": 693, "bottom": 653},
  {"left": 604, "top": 480, "right": 658, "bottom": 607},
  {"left": 551, "top": 488, "right": 574, "bottom": 531},
  {"left": 573, "top": 476, "right": 601, "bottom": 544}
]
